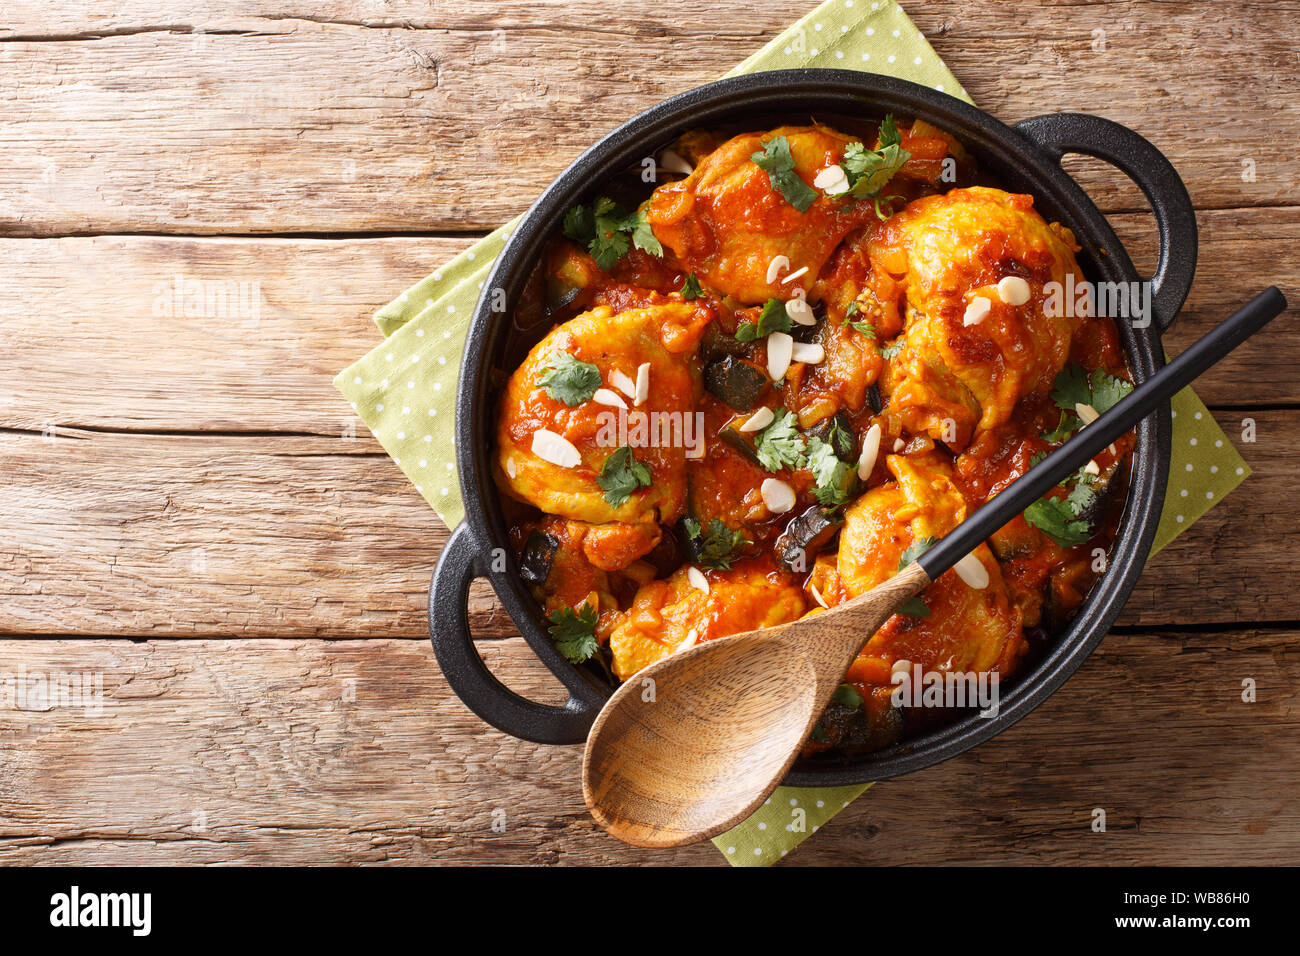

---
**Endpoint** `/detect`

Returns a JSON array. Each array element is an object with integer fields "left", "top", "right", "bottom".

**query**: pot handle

[
  {"left": 1015, "top": 112, "right": 1197, "bottom": 331},
  {"left": 429, "top": 522, "right": 599, "bottom": 745}
]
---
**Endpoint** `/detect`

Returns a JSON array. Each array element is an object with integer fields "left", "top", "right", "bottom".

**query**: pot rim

[{"left": 451, "top": 69, "right": 1177, "bottom": 786}]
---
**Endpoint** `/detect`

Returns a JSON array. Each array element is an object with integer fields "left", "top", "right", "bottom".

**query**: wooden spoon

[{"left": 583, "top": 287, "right": 1287, "bottom": 848}]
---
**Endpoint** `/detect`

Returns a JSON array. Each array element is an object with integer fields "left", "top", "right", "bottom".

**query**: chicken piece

[
  {"left": 871, "top": 186, "right": 1086, "bottom": 449},
  {"left": 835, "top": 452, "right": 1026, "bottom": 686},
  {"left": 607, "top": 559, "right": 807, "bottom": 681},
  {"left": 645, "top": 125, "right": 880, "bottom": 304},
  {"left": 497, "top": 303, "right": 709, "bottom": 550}
]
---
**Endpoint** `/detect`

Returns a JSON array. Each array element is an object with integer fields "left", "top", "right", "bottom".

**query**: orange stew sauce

[{"left": 494, "top": 116, "right": 1134, "bottom": 756}]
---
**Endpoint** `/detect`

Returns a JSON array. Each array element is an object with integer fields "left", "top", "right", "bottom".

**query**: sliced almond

[
  {"left": 760, "top": 477, "right": 796, "bottom": 514},
  {"left": 505, "top": 458, "right": 517, "bottom": 478},
  {"left": 1083, "top": 459, "right": 1101, "bottom": 476},
  {"left": 739, "top": 406, "right": 776, "bottom": 433},
  {"left": 677, "top": 629, "right": 699, "bottom": 652},
  {"left": 687, "top": 566, "right": 710, "bottom": 594},
  {"left": 813, "top": 165, "right": 849, "bottom": 194},
  {"left": 953, "top": 552, "right": 990, "bottom": 590},
  {"left": 996, "top": 275, "right": 1032, "bottom": 306},
  {"left": 658, "top": 148, "right": 693, "bottom": 175},
  {"left": 766, "top": 332, "right": 794, "bottom": 381},
  {"left": 765, "top": 255, "right": 791, "bottom": 284},
  {"left": 786, "top": 297, "right": 816, "bottom": 326},
  {"left": 858, "top": 423, "right": 882, "bottom": 480},
  {"left": 791, "top": 342, "right": 825, "bottom": 365},
  {"left": 963, "top": 295, "right": 992, "bottom": 327},
  {"left": 609, "top": 369, "right": 637, "bottom": 401},
  {"left": 531, "top": 429, "right": 581, "bottom": 468},
  {"left": 893, "top": 438, "right": 906, "bottom": 452},
  {"left": 809, "top": 582, "right": 830, "bottom": 609},
  {"left": 592, "top": 388, "right": 628, "bottom": 409},
  {"left": 1075, "top": 402, "right": 1100, "bottom": 425},
  {"left": 781, "top": 265, "right": 810, "bottom": 285},
  {"left": 634, "top": 362, "right": 651, "bottom": 406}
]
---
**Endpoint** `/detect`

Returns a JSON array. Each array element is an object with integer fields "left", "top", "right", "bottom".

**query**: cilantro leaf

[
  {"left": 1051, "top": 365, "right": 1133, "bottom": 415},
  {"left": 681, "top": 273, "right": 703, "bottom": 300},
  {"left": 843, "top": 302, "right": 878, "bottom": 338},
  {"left": 1040, "top": 409, "right": 1081, "bottom": 443},
  {"left": 546, "top": 602, "right": 599, "bottom": 663},
  {"left": 537, "top": 351, "right": 601, "bottom": 406},
  {"left": 596, "top": 446, "right": 652, "bottom": 508},
  {"left": 804, "top": 437, "right": 853, "bottom": 507},
  {"left": 562, "top": 204, "right": 595, "bottom": 245},
  {"left": 880, "top": 338, "right": 905, "bottom": 360},
  {"left": 563, "top": 198, "right": 663, "bottom": 271},
  {"left": 625, "top": 206, "right": 664, "bottom": 258},
  {"left": 899, "top": 596, "right": 931, "bottom": 618},
  {"left": 828, "top": 115, "right": 912, "bottom": 200},
  {"left": 832, "top": 683, "right": 864, "bottom": 709},
  {"left": 753, "top": 408, "right": 805, "bottom": 472},
  {"left": 1024, "top": 497, "right": 1092, "bottom": 547},
  {"left": 683, "top": 517, "right": 749, "bottom": 571},
  {"left": 1066, "top": 479, "right": 1096, "bottom": 517},
  {"left": 898, "top": 535, "right": 940, "bottom": 570},
  {"left": 735, "top": 298, "right": 795, "bottom": 341},
  {"left": 1088, "top": 369, "right": 1134, "bottom": 413},
  {"left": 751, "top": 136, "right": 819, "bottom": 212}
]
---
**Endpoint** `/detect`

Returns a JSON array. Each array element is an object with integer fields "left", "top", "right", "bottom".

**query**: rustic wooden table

[{"left": 1, "top": 1, "right": 1297, "bottom": 866}]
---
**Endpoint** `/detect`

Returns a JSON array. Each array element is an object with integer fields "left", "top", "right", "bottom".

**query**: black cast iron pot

[{"left": 429, "top": 70, "right": 1196, "bottom": 787}]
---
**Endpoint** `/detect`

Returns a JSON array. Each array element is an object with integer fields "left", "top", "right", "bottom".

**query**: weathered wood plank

[
  {"left": 1, "top": 2, "right": 1295, "bottom": 235},
  {"left": 0, "top": 629, "right": 1294, "bottom": 865},
  {"left": 0, "top": 410, "right": 1292, "bottom": 638},
  {"left": 0, "top": 206, "right": 1295, "bottom": 445}
]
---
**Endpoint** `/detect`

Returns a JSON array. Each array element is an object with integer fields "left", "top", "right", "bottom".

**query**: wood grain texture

[
  {"left": 0, "top": 2, "right": 1296, "bottom": 234},
  {"left": 1, "top": 0, "right": 1296, "bottom": 866},
  {"left": 0, "top": 206, "right": 1296, "bottom": 445},
  {"left": 0, "top": 407, "right": 1292, "bottom": 639},
  {"left": 1, "top": 628, "right": 1294, "bottom": 865}
]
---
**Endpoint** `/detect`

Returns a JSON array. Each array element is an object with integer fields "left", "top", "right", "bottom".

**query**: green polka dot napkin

[{"left": 334, "top": 0, "right": 1249, "bottom": 867}]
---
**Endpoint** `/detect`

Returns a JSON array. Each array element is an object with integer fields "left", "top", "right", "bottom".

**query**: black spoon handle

[{"left": 919, "top": 286, "right": 1288, "bottom": 580}]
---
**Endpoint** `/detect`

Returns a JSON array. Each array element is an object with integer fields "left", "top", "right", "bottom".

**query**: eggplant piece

[
  {"left": 806, "top": 410, "right": 856, "bottom": 460},
  {"left": 788, "top": 300, "right": 826, "bottom": 344},
  {"left": 699, "top": 321, "right": 749, "bottom": 362},
  {"left": 1073, "top": 457, "right": 1128, "bottom": 535},
  {"left": 866, "top": 383, "right": 883, "bottom": 415},
  {"left": 775, "top": 505, "right": 844, "bottom": 573},
  {"left": 705, "top": 355, "right": 768, "bottom": 412},
  {"left": 518, "top": 530, "right": 559, "bottom": 587},
  {"left": 717, "top": 424, "right": 763, "bottom": 467}
]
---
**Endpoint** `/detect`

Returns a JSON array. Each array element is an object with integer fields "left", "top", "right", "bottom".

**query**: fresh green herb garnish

[
  {"left": 735, "top": 298, "right": 795, "bottom": 341},
  {"left": 546, "top": 602, "right": 599, "bottom": 663},
  {"left": 683, "top": 517, "right": 749, "bottom": 571},
  {"left": 880, "top": 339, "right": 905, "bottom": 360},
  {"left": 832, "top": 683, "right": 864, "bottom": 709},
  {"left": 562, "top": 197, "right": 662, "bottom": 270},
  {"left": 898, "top": 535, "right": 940, "bottom": 570},
  {"left": 899, "top": 596, "right": 931, "bottom": 618},
  {"left": 1051, "top": 365, "right": 1133, "bottom": 416},
  {"left": 825, "top": 114, "right": 912, "bottom": 200},
  {"left": 537, "top": 351, "right": 601, "bottom": 405},
  {"left": 596, "top": 445, "right": 652, "bottom": 508},
  {"left": 1040, "top": 409, "right": 1082, "bottom": 443},
  {"left": 753, "top": 408, "right": 805, "bottom": 472},
  {"left": 843, "top": 302, "right": 878, "bottom": 337},
  {"left": 804, "top": 437, "right": 854, "bottom": 507},
  {"left": 750, "top": 135, "right": 819, "bottom": 212},
  {"left": 1024, "top": 497, "right": 1092, "bottom": 547},
  {"left": 681, "top": 273, "right": 703, "bottom": 300}
]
